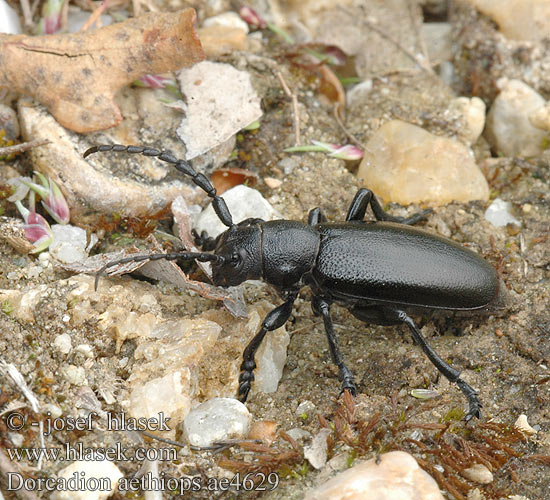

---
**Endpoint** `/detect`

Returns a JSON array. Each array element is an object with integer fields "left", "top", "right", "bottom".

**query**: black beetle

[{"left": 85, "top": 144, "right": 507, "bottom": 421}]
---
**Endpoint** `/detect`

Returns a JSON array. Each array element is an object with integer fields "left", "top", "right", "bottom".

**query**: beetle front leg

[
  {"left": 391, "top": 309, "right": 482, "bottom": 421},
  {"left": 312, "top": 297, "right": 357, "bottom": 396},
  {"left": 346, "top": 188, "right": 431, "bottom": 225},
  {"left": 238, "top": 292, "right": 297, "bottom": 402}
]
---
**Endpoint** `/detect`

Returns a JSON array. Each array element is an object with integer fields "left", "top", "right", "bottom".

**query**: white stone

[
  {"left": 177, "top": 61, "right": 262, "bottom": 159},
  {"left": 53, "top": 333, "right": 72, "bottom": 354},
  {"left": 304, "top": 451, "right": 444, "bottom": 500},
  {"left": 43, "top": 403, "right": 63, "bottom": 419},
  {"left": 195, "top": 184, "right": 280, "bottom": 239},
  {"left": 203, "top": 12, "right": 249, "bottom": 33},
  {"left": 484, "top": 198, "right": 521, "bottom": 227},
  {"left": 448, "top": 96, "right": 486, "bottom": 144},
  {"left": 529, "top": 103, "right": 550, "bottom": 131},
  {"left": 461, "top": 463, "right": 494, "bottom": 484},
  {"left": 49, "top": 224, "right": 97, "bottom": 264},
  {"left": 466, "top": 0, "right": 550, "bottom": 42},
  {"left": 64, "top": 365, "right": 87, "bottom": 386},
  {"left": 358, "top": 120, "right": 489, "bottom": 206},
  {"left": 0, "top": 0, "right": 22, "bottom": 34},
  {"left": 51, "top": 459, "right": 123, "bottom": 500},
  {"left": 183, "top": 397, "right": 251, "bottom": 447},
  {"left": 485, "top": 79, "right": 550, "bottom": 157},
  {"left": 247, "top": 306, "right": 289, "bottom": 395},
  {"left": 296, "top": 400, "right": 316, "bottom": 417},
  {"left": 304, "top": 428, "right": 332, "bottom": 469},
  {"left": 129, "top": 370, "right": 192, "bottom": 435}
]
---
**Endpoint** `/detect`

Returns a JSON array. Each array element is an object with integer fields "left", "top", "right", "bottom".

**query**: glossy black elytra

[{"left": 85, "top": 144, "right": 507, "bottom": 421}]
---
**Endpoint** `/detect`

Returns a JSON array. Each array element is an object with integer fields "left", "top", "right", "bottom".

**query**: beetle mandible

[{"left": 85, "top": 144, "right": 507, "bottom": 421}]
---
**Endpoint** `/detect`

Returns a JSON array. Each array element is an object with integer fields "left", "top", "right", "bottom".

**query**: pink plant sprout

[
  {"left": 15, "top": 193, "right": 54, "bottom": 253},
  {"left": 21, "top": 173, "right": 70, "bottom": 224},
  {"left": 239, "top": 6, "right": 267, "bottom": 30},
  {"left": 284, "top": 140, "right": 363, "bottom": 161}
]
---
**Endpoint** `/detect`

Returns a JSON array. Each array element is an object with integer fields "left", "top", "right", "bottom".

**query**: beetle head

[{"left": 212, "top": 223, "right": 262, "bottom": 287}]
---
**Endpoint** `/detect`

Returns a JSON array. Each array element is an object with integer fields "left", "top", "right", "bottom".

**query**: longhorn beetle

[{"left": 85, "top": 144, "right": 507, "bottom": 421}]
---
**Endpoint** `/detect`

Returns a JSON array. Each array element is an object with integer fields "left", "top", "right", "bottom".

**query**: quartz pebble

[
  {"left": 304, "top": 451, "right": 444, "bottom": 500},
  {"left": 183, "top": 397, "right": 251, "bottom": 447},
  {"left": 461, "top": 463, "right": 493, "bottom": 484},
  {"left": 466, "top": 0, "right": 550, "bottom": 42},
  {"left": 304, "top": 428, "right": 332, "bottom": 469},
  {"left": 484, "top": 198, "right": 521, "bottom": 227},
  {"left": 485, "top": 79, "right": 549, "bottom": 157},
  {"left": 357, "top": 120, "right": 489, "bottom": 206},
  {"left": 195, "top": 184, "right": 279, "bottom": 239},
  {"left": 203, "top": 12, "right": 249, "bottom": 33},
  {"left": 49, "top": 224, "right": 97, "bottom": 264},
  {"left": 53, "top": 333, "right": 72, "bottom": 354},
  {"left": 51, "top": 460, "right": 123, "bottom": 500},
  {"left": 448, "top": 96, "right": 486, "bottom": 145}
]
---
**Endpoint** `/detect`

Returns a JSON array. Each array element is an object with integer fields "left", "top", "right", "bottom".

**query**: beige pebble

[
  {"left": 305, "top": 451, "right": 444, "bottom": 500},
  {"left": 357, "top": 120, "right": 489, "bottom": 206}
]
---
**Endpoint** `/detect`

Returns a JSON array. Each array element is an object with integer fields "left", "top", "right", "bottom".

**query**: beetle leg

[
  {"left": 308, "top": 207, "right": 327, "bottom": 226},
  {"left": 191, "top": 229, "right": 217, "bottom": 251},
  {"left": 346, "top": 188, "right": 432, "bottom": 225},
  {"left": 238, "top": 291, "right": 297, "bottom": 402},
  {"left": 313, "top": 297, "right": 357, "bottom": 397},
  {"left": 390, "top": 309, "right": 482, "bottom": 421}
]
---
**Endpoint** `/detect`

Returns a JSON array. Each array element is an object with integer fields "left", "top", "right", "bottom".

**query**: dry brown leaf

[{"left": 0, "top": 9, "right": 204, "bottom": 133}]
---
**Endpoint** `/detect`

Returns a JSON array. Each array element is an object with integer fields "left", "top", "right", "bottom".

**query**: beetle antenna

[
  {"left": 94, "top": 251, "right": 225, "bottom": 291},
  {"left": 84, "top": 145, "right": 234, "bottom": 228}
]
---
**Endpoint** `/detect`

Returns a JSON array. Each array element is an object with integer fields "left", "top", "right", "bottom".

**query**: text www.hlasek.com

[{"left": 6, "top": 442, "right": 177, "bottom": 462}]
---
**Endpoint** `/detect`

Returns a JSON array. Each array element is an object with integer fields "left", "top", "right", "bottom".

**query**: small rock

[
  {"left": 246, "top": 304, "right": 289, "bottom": 395},
  {"left": 53, "top": 333, "right": 72, "bottom": 355},
  {"left": 64, "top": 365, "right": 87, "bottom": 386},
  {"left": 514, "top": 414, "right": 537, "bottom": 435},
  {"left": 461, "top": 463, "right": 493, "bottom": 484},
  {"left": 49, "top": 224, "right": 97, "bottom": 264},
  {"left": 304, "top": 451, "right": 444, "bottom": 500},
  {"left": 485, "top": 79, "right": 549, "bottom": 157},
  {"left": 0, "top": 0, "right": 21, "bottom": 34},
  {"left": 43, "top": 403, "right": 62, "bottom": 419},
  {"left": 129, "top": 371, "right": 192, "bottom": 437},
  {"left": 296, "top": 400, "right": 316, "bottom": 418},
  {"left": 183, "top": 397, "right": 251, "bottom": 448},
  {"left": 195, "top": 184, "right": 280, "bottom": 239},
  {"left": 248, "top": 420, "right": 278, "bottom": 444},
  {"left": 484, "top": 198, "right": 521, "bottom": 227},
  {"left": 203, "top": 11, "right": 249, "bottom": 33},
  {"left": 177, "top": 61, "right": 262, "bottom": 160},
  {"left": 448, "top": 96, "right": 486, "bottom": 145},
  {"left": 466, "top": 0, "right": 550, "bottom": 42},
  {"left": 304, "top": 428, "right": 332, "bottom": 469},
  {"left": 357, "top": 120, "right": 489, "bottom": 205},
  {"left": 286, "top": 428, "right": 312, "bottom": 442},
  {"left": 51, "top": 459, "right": 123, "bottom": 500},
  {"left": 529, "top": 103, "right": 550, "bottom": 131}
]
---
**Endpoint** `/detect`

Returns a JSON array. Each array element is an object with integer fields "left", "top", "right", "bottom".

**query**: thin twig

[
  {"left": 19, "top": 0, "right": 34, "bottom": 28},
  {"left": 0, "top": 139, "right": 49, "bottom": 158},
  {"left": 80, "top": 0, "right": 110, "bottom": 31},
  {"left": 276, "top": 71, "right": 301, "bottom": 146},
  {"left": 332, "top": 106, "right": 364, "bottom": 149}
]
